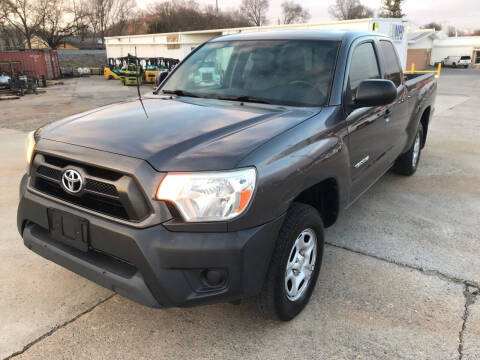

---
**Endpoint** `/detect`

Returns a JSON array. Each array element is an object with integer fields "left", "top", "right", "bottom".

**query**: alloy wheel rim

[
  {"left": 284, "top": 228, "right": 317, "bottom": 301},
  {"left": 412, "top": 131, "right": 421, "bottom": 168}
]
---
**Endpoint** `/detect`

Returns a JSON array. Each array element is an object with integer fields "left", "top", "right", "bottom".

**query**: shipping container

[{"left": 0, "top": 50, "right": 61, "bottom": 80}]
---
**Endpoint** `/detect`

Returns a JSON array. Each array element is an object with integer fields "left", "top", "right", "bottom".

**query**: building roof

[
  {"left": 433, "top": 36, "right": 480, "bottom": 47},
  {"left": 407, "top": 30, "right": 440, "bottom": 44}
]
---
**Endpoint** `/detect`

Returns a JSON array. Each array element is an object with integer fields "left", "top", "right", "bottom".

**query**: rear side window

[
  {"left": 348, "top": 42, "right": 380, "bottom": 100},
  {"left": 378, "top": 40, "right": 402, "bottom": 87}
]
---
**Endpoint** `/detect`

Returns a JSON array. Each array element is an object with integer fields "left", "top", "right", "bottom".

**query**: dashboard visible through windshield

[{"left": 160, "top": 40, "right": 340, "bottom": 107}]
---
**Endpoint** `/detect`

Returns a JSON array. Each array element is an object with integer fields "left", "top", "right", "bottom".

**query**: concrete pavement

[
  {"left": 1, "top": 72, "right": 479, "bottom": 359},
  {"left": 326, "top": 69, "right": 480, "bottom": 289},
  {"left": 9, "top": 248, "right": 466, "bottom": 360}
]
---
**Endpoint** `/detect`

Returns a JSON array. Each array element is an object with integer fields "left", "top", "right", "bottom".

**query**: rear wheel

[
  {"left": 393, "top": 123, "right": 423, "bottom": 176},
  {"left": 256, "top": 203, "right": 324, "bottom": 321}
]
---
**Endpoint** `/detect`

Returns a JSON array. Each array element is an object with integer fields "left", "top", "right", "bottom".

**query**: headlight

[
  {"left": 156, "top": 168, "right": 256, "bottom": 222},
  {"left": 25, "top": 131, "right": 36, "bottom": 165}
]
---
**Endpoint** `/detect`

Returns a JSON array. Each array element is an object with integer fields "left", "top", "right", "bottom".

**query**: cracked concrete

[
  {"left": 1, "top": 69, "right": 480, "bottom": 359},
  {"left": 461, "top": 288, "right": 480, "bottom": 360},
  {"left": 326, "top": 68, "right": 480, "bottom": 289},
  {"left": 8, "top": 247, "right": 467, "bottom": 360},
  {"left": 3, "top": 294, "right": 116, "bottom": 360}
]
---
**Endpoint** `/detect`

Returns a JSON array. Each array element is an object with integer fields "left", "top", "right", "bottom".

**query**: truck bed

[{"left": 404, "top": 72, "right": 436, "bottom": 88}]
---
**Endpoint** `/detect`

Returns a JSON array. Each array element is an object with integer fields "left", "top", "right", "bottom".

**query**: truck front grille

[
  {"left": 37, "top": 165, "right": 61, "bottom": 180},
  {"left": 84, "top": 178, "right": 118, "bottom": 197},
  {"left": 35, "top": 178, "right": 129, "bottom": 220},
  {"left": 31, "top": 154, "right": 150, "bottom": 222}
]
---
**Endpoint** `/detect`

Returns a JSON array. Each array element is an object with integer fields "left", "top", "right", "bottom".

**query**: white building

[
  {"left": 431, "top": 36, "right": 480, "bottom": 66},
  {"left": 105, "top": 18, "right": 409, "bottom": 68},
  {"left": 407, "top": 30, "right": 439, "bottom": 69},
  {"left": 407, "top": 29, "right": 480, "bottom": 68}
]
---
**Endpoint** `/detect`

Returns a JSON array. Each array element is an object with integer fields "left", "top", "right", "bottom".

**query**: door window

[
  {"left": 348, "top": 42, "right": 380, "bottom": 100},
  {"left": 378, "top": 40, "right": 402, "bottom": 87}
]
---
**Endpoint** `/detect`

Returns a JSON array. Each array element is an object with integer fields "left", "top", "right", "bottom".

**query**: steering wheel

[
  {"left": 288, "top": 80, "right": 316, "bottom": 88},
  {"left": 288, "top": 80, "right": 326, "bottom": 101}
]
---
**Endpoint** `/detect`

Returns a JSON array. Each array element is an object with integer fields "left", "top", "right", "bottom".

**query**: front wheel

[
  {"left": 393, "top": 123, "right": 423, "bottom": 176},
  {"left": 256, "top": 203, "right": 324, "bottom": 321}
]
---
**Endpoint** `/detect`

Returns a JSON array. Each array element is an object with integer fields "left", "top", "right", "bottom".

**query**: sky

[{"left": 138, "top": 0, "right": 480, "bottom": 31}]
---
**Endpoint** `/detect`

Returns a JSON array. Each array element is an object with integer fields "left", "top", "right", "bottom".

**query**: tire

[
  {"left": 393, "top": 123, "right": 424, "bottom": 176},
  {"left": 108, "top": 75, "right": 114, "bottom": 80},
  {"left": 453, "top": 62, "right": 457, "bottom": 68},
  {"left": 256, "top": 202, "right": 325, "bottom": 321},
  {"left": 464, "top": 65, "right": 469, "bottom": 69}
]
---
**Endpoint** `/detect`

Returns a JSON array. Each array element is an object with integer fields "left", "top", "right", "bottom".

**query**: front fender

[{"left": 231, "top": 107, "right": 349, "bottom": 231}]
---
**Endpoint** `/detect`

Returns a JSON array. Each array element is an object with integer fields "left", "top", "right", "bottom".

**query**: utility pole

[{"left": 216, "top": 0, "right": 218, "bottom": 15}]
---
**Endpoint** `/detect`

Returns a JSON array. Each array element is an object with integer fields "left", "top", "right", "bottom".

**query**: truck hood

[{"left": 40, "top": 97, "right": 319, "bottom": 171}]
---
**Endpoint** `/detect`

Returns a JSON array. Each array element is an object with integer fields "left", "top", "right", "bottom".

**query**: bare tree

[
  {"left": 0, "top": 17, "right": 25, "bottom": 49},
  {"left": 0, "top": 0, "right": 45, "bottom": 48},
  {"left": 84, "top": 0, "right": 136, "bottom": 47},
  {"left": 378, "top": 0, "right": 404, "bottom": 18},
  {"left": 422, "top": 22, "right": 442, "bottom": 31},
  {"left": 329, "top": 0, "right": 373, "bottom": 20},
  {"left": 280, "top": 1, "right": 310, "bottom": 24},
  {"left": 240, "top": 0, "right": 269, "bottom": 26},
  {"left": 146, "top": 0, "right": 250, "bottom": 34},
  {"left": 36, "top": 0, "right": 89, "bottom": 49},
  {"left": 447, "top": 26, "right": 464, "bottom": 37}
]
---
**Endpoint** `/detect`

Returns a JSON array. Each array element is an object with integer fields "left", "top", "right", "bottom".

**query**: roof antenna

[{"left": 135, "top": 46, "right": 148, "bottom": 118}]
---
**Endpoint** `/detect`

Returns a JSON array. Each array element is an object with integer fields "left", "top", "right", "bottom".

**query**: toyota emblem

[{"left": 61, "top": 169, "right": 83, "bottom": 194}]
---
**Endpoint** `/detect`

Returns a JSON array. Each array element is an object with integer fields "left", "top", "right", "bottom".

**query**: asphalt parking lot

[{"left": 1, "top": 69, "right": 479, "bottom": 359}]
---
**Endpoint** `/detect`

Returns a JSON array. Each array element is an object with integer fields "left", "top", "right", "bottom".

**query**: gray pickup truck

[{"left": 18, "top": 30, "right": 437, "bottom": 321}]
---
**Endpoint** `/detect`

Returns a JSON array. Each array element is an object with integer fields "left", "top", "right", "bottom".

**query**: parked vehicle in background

[
  {"left": 18, "top": 30, "right": 437, "bottom": 321},
  {"left": 443, "top": 55, "right": 471, "bottom": 68}
]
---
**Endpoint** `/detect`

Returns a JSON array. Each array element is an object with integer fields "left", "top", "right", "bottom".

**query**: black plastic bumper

[{"left": 18, "top": 177, "right": 284, "bottom": 308}]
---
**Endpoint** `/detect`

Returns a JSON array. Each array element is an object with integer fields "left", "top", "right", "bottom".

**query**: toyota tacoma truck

[{"left": 18, "top": 30, "right": 437, "bottom": 321}]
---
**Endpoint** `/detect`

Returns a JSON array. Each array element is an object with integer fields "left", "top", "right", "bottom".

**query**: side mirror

[
  {"left": 355, "top": 79, "right": 397, "bottom": 108},
  {"left": 156, "top": 71, "right": 168, "bottom": 86}
]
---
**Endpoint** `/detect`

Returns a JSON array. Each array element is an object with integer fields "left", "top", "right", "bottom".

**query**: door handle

[{"left": 384, "top": 108, "right": 392, "bottom": 122}]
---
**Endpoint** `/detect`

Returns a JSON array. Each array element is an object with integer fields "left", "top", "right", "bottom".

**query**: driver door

[{"left": 345, "top": 41, "right": 392, "bottom": 202}]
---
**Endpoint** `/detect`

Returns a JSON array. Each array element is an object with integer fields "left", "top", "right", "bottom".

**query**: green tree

[{"left": 379, "top": 0, "right": 404, "bottom": 18}]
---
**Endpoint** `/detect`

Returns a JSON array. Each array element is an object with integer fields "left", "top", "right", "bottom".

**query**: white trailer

[{"left": 105, "top": 18, "right": 408, "bottom": 68}]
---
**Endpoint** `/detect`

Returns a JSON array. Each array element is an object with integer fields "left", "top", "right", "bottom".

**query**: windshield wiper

[
  {"left": 162, "top": 89, "right": 201, "bottom": 98},
  {"left": 212, "top": 95, "right": 273, "bottom": 104},
  {"left": 162, "top": 91, "right": 273, "bottom": 104}
]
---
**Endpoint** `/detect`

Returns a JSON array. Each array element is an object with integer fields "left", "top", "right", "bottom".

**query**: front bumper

[{"left": 18, "top": 175, "right": 284, "bottom": 308}]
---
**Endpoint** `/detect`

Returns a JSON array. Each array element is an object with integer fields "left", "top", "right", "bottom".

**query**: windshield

[
  {"left": 461, "top": 56, "right": 471, "bottom": 60},
  {"left": 160, "top": 40, "right": 339, "bottom": 107}
]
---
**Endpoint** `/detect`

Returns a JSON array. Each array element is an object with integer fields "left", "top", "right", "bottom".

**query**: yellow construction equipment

[
  {"left": 104, "top": 67, "right": 120, "bottom": 80},
  {"left": 145, "top": 70, "right": 158, "bottom": 84}
]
